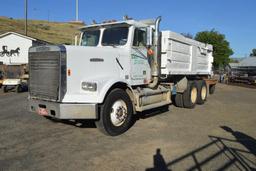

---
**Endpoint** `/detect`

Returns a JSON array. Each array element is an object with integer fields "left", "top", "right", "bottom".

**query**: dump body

[{"left": 161, "top": 31, "right": 213, "bottom": 76}]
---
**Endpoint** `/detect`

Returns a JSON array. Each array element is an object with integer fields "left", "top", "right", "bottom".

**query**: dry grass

[{"left": 0, "top": 16, "right": 83, "bottom": 45}]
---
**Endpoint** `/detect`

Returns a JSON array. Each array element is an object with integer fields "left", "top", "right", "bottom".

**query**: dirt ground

[{"left": 0, "top": 84, "right": 255, "bottom": 171}]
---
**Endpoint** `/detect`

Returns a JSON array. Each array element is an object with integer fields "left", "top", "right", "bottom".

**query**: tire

[
  {"left": 16, "top": 85, "right": 23, "bottom": 93},
  {"left": 2, "top": 86, "right": 8, "bottom": 93},
  {"left": 172, "top": 93, "right": 184, "bottom": 108},
  {"left": 183, "top": 81, "right": 198, "bottom": 109},
  {"left": 196, "top": 80, "right": 208, "bottom": 105},
  {"left": 209, "top": 84, "right": 216, "bottom": 94},
  {"left": 95, "top": 88, "right": 134, "bottom": 136}
]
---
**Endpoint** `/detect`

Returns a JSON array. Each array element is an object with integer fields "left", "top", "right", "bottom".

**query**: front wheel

[{"left": 95, "top": 88, "right": 134, "bottom": 136}]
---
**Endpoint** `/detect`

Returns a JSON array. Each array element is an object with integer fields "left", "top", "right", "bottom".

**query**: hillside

[{"left": 0, "top": 16, "right": 83, "bottom": 44}]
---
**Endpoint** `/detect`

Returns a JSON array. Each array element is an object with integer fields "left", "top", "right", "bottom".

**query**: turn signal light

[{"left": 68, "top": 69, "right": 71, "bottom": 76}]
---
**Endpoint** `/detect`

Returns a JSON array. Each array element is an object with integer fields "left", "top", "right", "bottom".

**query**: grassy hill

[{"left": 0, "top": 16, "right": 83, "bottom": 45}]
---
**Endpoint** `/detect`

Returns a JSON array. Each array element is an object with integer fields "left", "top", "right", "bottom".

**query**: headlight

[{"left": 81, "top": 82, "right": 97, "bottom": 91}]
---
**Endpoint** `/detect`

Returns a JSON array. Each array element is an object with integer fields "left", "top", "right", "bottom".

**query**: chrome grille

[{"left": 29, "top": 46, "right": 66, "bottom": 101}]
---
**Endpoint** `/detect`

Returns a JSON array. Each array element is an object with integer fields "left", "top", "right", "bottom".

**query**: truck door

[{"left": 131, "top": 28, "right": 151, "bottom": 85}]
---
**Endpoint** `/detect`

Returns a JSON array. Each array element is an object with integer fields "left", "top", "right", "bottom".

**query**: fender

[
  {"left": 97, "top": 77, "right": 133, "bottom": 103},
  {"left": 62, "top": 77, "right": 133, "bottom": 104}
]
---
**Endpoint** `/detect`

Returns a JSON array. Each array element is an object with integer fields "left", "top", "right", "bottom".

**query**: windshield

[
  {"left": 81, "top": 30, "right": 100, "bottom": 46},
  {"left": 102, "top": 26, "right": 129, "bottom": 46}
]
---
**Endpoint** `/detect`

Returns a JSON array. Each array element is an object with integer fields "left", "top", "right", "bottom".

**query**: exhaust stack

[{"left": 148, "top": 16, "right": 161, "bottom": 88}]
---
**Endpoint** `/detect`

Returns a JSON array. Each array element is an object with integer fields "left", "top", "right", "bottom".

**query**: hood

[{"left": 63, "top": 45, "right": 126, "bottom": 96}]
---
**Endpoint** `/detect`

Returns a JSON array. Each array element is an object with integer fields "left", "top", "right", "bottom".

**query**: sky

[{"left": 1, "top": 0, "right": 256, "bottom": 57}]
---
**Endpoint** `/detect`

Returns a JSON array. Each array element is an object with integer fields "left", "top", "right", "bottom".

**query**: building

[
  {"left": 0, "top": 32, "right": 49, "bottom": 65},
  {"left": 229, "top": 57, "right": 256, "bottom": 78},
  {"left": 239, "top": 57, "right": 256, "bottom": 67}
]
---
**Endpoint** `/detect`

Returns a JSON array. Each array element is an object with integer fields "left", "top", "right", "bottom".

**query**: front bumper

[{"left": 28, "top": 99, "right": 98, "bottom": 119}]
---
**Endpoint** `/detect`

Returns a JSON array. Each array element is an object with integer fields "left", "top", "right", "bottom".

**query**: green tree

[
  {"left": 250, "top": 49, "right": 256, "bottom": 57},
  {"left": 195, "top": 29, "right": 233, "bottom": 68}
]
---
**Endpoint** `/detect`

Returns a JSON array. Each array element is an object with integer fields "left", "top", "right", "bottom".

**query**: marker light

[{"left": 68, "top": 69, "right": 71, "bottom": 76}]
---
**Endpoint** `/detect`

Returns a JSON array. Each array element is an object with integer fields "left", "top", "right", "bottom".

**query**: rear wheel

[
  {"left": 95, "top": 88, "right": 134, "bottom": 136},
  {"left": 196, "top": 80, "right": 208, "bottom": 105},
  {"left": 172, "top": 93, "right": 184, "bottom": 108},
  {"left": 209, "top": 84, "right": 216, "bottom": 94},
  {"left": 183, "top": 81, "right": 198, "bottom": 109}
]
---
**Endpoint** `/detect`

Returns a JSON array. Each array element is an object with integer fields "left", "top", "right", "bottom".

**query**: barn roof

[{"left": 0, "top": 32, "right": 50, "bottom": 44}]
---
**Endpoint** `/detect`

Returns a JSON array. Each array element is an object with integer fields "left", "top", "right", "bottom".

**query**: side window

[{"left": 133, "top": 28, "right": 147, "bottom": 47}]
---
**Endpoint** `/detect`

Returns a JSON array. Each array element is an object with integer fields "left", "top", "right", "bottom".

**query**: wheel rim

[
  {"left": 110, "top": 99, "right": 128, "bottom": 127},
  {"left": 190, "top": 87, "right": 197, "bottom": 104},
  {"left": 201, "top": 86, "right": 207, "bottom": 100}
]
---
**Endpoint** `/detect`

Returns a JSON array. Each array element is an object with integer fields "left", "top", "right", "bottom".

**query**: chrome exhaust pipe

[{"left": 148, "top": 16, "right": 161, "bottom": 88}]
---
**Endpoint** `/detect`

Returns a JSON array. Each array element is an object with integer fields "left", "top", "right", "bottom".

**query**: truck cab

[{"left": 77, "top": 19, "right": 154, "bottom": 86}]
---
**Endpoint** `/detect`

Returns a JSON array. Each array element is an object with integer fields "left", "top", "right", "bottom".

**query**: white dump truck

[{"left": 28, "top": 17, "right": 217, "bottom": 136}]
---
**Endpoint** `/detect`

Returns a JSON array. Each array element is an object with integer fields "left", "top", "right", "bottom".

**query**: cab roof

[{"left": 79, "top": 19, "right": 155, "bottom": 31}]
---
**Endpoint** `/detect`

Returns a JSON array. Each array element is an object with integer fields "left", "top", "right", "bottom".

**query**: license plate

[{"left": 37, "top": 108, "right": 48, "bottom": 116}]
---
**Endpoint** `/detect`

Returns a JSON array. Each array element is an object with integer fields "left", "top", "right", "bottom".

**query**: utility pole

[
  {"left": 48, "top": 10, "right": 50, "bottom": 22},
  {"left": 76, "top": 0, "right": 79, "bottom": 21},
  {"left": 25, "top": 0, "right": 28, "bottom": 35}
]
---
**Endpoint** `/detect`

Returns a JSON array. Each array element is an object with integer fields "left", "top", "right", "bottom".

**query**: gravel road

[{"left": 0, "top": 84, "right": 255, "bottom": 171}]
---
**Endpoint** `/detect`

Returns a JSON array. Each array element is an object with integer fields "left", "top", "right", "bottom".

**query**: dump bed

[{"left": 161, "top": 31, "right": 213, "bottom": 76}]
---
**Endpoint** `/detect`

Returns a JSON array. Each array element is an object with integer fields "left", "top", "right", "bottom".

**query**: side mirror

[
  {"left": 74, "top": 33, "right": 82, "bottom": 46},
  {"left": 146, "top": 27, "right": 153, "bottom": 47}
]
